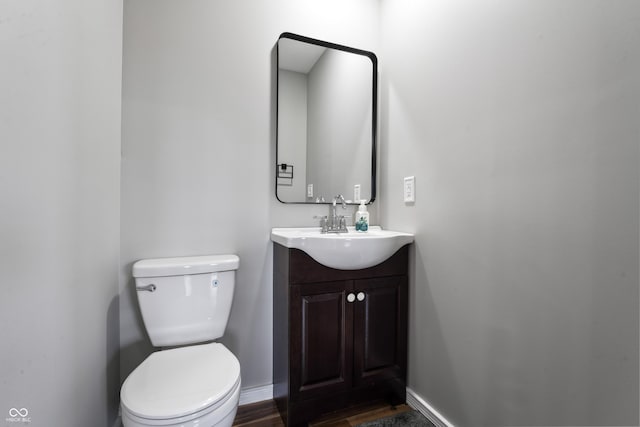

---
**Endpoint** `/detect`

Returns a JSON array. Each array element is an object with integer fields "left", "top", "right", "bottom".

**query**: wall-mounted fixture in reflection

[
  {"left": 277, "top": 163, "right": 294, "bottom": 186},
  {"left": 276, "top": 32, "right": 377, "bottom": 204}
]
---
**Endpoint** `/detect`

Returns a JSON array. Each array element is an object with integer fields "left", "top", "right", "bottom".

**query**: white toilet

[{"left": 120, "top": 254, "right": 241, "bottom": 427}]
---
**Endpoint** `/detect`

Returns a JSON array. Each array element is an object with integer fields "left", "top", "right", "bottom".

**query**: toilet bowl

[
  {"left": 121, "top": 255, "right": 241, "bottom": 427},
  {"left": 121, "top": 343, "right": 240, "bottom": 427}
]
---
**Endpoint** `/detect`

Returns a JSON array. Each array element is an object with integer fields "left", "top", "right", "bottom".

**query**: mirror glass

[{"left": 276, "top": 33, "right": 377, "bottom": 204}]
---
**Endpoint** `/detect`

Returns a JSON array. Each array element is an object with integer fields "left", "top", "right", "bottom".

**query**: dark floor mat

[{"left": 356, "top": 409, "right": 436, "bottom": 427}]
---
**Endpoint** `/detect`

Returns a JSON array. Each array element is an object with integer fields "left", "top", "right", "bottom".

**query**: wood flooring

[{"left": 233, "top": 399, "right": 412, "bottom": 427}]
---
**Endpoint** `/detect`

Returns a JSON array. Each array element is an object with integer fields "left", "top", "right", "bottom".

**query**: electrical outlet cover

[{"left": 404, "top": 176, "right": 415, "bottom": 203}]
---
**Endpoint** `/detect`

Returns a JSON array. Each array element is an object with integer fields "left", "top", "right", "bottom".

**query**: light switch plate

[
  {"left": 404, "top": 176, "right": 415, "bottom": 203},
  {"left": 354, "top": 184, "right": 361, "bottom": 203},
  {"left": 307, "top": 184, "right": 313, "bottom": 198}
]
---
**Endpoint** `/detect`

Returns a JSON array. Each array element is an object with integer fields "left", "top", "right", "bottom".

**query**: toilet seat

[{"left": 121, "top": 343, "right": 240, "bottom": 426}]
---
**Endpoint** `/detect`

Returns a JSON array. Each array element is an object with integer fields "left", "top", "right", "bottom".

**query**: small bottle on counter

[{"left": 355, "top": 200, "right": 369, "bottom": 232}]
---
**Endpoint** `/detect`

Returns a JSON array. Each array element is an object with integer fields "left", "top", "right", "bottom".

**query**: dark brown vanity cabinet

[{"left": 273, "top": 243, "right": 409, "bottom": 427}]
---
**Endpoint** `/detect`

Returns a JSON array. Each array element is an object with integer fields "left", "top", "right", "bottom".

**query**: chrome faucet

[{"left": 324, "top": 194, "right": 348, "bottom": 233}]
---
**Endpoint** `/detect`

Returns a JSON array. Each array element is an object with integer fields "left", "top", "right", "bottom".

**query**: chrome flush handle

[{"left": 136, "top": 284, "right": 156, "bottom": 292}]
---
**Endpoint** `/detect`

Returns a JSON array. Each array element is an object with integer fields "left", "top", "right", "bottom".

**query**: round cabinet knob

[
  {"left": 347, "top": 293, "right": 356, "bottom": 303},
  {"left": 357, "top": 292, "right": 366, "bottom": 301}
]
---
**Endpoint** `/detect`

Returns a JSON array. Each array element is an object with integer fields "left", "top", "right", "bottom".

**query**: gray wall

[
  {"left": 379, "top": 1, "right": 639, "bottom": 426},
  {"left": 120, "top": 0, "right": 379, "bottom": 391},
  {"left": 307, "top": 49, "right": 373, "bottom": 203},
  {"left": 0, "top": 0, "right": 123, "bottom": 426},
  {"left": 277, "top": 70, "right": 308, "bottom": 201}
]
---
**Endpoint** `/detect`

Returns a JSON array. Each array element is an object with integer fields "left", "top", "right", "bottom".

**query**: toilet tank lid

[{"left": 133, "top": 254, "right": 239, "bottom": 278}]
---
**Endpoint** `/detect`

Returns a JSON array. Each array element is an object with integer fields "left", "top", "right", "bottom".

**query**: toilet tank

[{"left": 132, "top": 254, "right": 239, "bottom": 347}]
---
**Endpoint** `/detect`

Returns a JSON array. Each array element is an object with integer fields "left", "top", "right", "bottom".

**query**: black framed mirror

[{"left": 276, "top": 32, "right": 377, "bottom": 204}]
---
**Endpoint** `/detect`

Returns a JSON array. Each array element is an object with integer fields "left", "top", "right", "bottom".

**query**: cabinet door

[
  {"left": 290, "top": 281, "right": 354, "bottom": 401},
  {"left": 353, "top": 276, "right": 407, "bottom": 385}
]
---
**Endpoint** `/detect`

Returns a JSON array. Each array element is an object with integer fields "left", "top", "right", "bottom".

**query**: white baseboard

[
  {"left": 406, "top": 387, "right": 455, "bottom": 427},
  {"left": 239, "top": 383, "right": 274, "bottom": 406}
]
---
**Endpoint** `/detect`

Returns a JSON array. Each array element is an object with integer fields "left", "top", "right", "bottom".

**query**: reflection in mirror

[{"left": 276, "top": 33, "right": 377, "bottom": 204}]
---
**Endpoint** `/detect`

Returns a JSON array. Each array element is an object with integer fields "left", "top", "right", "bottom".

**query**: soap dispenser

[{"left": 355, "top": 200, "right": 369, "bottom": 232}]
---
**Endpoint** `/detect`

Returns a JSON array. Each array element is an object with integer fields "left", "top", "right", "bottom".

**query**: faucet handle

[{"left": 313, "top": 215, "right": 329, "bottom": 233}]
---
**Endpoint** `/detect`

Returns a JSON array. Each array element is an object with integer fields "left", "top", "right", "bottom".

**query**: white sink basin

[{"left": 271, "top": 226, "right": 414, "bottom": 270}]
